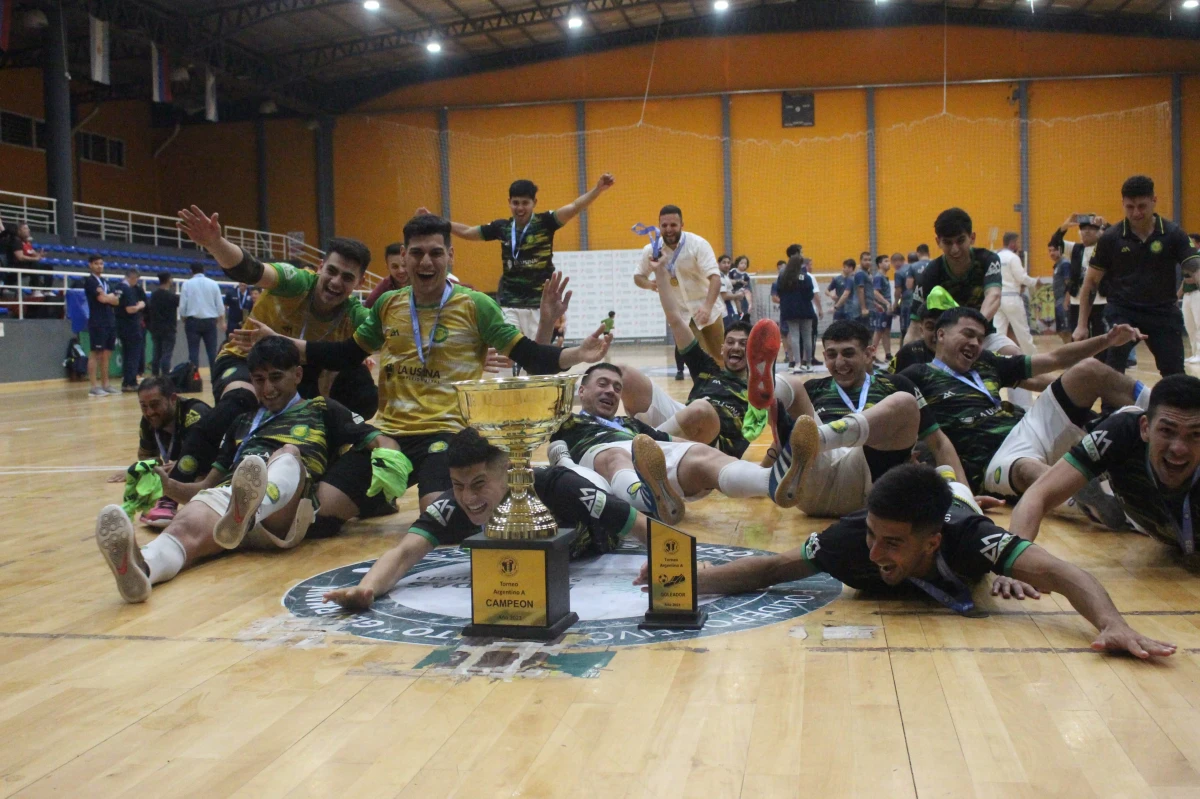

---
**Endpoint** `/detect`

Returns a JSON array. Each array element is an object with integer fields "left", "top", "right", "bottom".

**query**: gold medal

[{"left": 670, "top": 277, "right": 679, "bottom": 287}]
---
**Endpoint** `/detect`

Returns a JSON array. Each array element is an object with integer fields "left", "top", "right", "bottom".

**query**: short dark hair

[
  {"left": 403, "top": 213, "right": 452, "bottom": 246},
  {"left": 867, "top": 464, "right": 953, "bottom": 535},
  {"left": 608, "top": 310, "right": 615, "bottom": 317},
  {"left": 247, "top": 336, "right": 301, "bottom": 372},
  {"left": 821, "top": 320, "right": 872, "bottom": 348},
  {"left": 842, "top": 258, "right": 857, "bottom": 268},
  {"left": 934, "top": 208, "right": 973, "bottom": 239},
  {"left": 137, "top": 375, "right": 177, "bottom": 398},
  {"left": 724, "top": 319, "right": 752, "bottom": 337},
  {"left": 786, "top": 243, "right": 803, "bottom": 258},
  {"left": 1147, "top": 374, "right": 1200, "bottom": 421},
  {"left": 447, "top": 426, "right": 508, "bottom": 470},
  {"left": 860, "top": 250, "right": 871, "bottom": 260},
  {"left": 1003, "top": 232, "right": 1019, "bottom": 247},
  {"left": 718, "top": 253, "right": 730, "bottom": 262},
  {"left": 917, "top": 243, "right": 930, "bottom": 255},
  {"left": 88, "top": 253, "right": 103, "bottom": 264},
  {"left": 1121, "top": 174, "right": 1155, "bottom": 200},
  {"left": 190, "top": 263, "right": 205, "bottom": 274},
  {"left": 125, "top": 267, "right": 139, "bottom": 277},
  {"left": 582, "top": 362, "right": 622, "bottom": 384},
  {"left": 509, "top": 179, "right": 538, "bottom": 200},
  {"left": 324, "top": 237, "right": 371, "bottom": 273},
  {"left": 907, "top": 252, "right": 919, "bottom": 263},
  {"left": 384, "top": 242, "right": 404, "bottom": 258},
  {"left": 157, "top": 272, "right": 171, "bottom": 284},
  {"left": 659, "top": 204, "right": 683, "bottom": 220},
  {"left": 875, "top": 254, "right": 889, "bottom": 267},
  {"left": 935, "top": 306, "right": 988, "bottom": 333}
]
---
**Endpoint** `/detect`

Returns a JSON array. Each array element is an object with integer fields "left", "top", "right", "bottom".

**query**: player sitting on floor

[
  {"left": 900, "top": 307, "right": 1148, "bottom": 503},
  {"left": 639, "top": 463, "right": 1175, "bottom": 659},
  {"left": 323, "top": 427, "right": 651, "bottom": 611},
  {"left": 94, "top": 337, "right": 395, "bottom": 604},
  {"left": 1008, "top": 374, "right": 1200, "bottom": 551}
]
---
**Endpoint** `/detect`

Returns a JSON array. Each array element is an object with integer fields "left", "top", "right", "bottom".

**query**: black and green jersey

[
  {"left": 137, "top": 397, "right": 211, "bottom": 463},
  {"left": 679, "top": 339, "right": 750, "bottom": 457},
  {"left": 551, "top": 413, "right": 670, "bottom": 463},
  {"left": 911, "top": 248, "right": 1001, "bottom": 320},
  {"left": 888, "top": 339, "right": 932, "bottom": 374},
  {"left": 480, "top": 211, "right": 564, "bottom": 308},
  {"left": 1065, "top": 409, "right": 1191, "bottom": 550},
  {"left": 901, "top": 352, "right": 1033, "bottom": 492},
  {"left": 409, "top": 465, "right": 638, "bottom": 558},
  {"left": 803, "top": 372, "right": 936, "bottom": 480},
  {"left": 213, "top": 395, "right": 380, "bottom": 479}
]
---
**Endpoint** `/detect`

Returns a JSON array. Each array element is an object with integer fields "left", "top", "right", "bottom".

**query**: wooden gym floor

[{"left": 3, "top": 339, "right": 1200, "bottom": 798}]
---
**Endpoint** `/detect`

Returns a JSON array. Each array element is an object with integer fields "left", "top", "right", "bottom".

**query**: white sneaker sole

[
  {"left": 95, "top": 505, "right": 151, "bottom": 603},
  {"left": 214, "top": 456, "right": 267, "bottom": 550},
  {"left": 775, "top": 416, "right": 819, "bottom": 509},
  {"left": 632, "top": 434, "right": 685, "bottom": 526}
]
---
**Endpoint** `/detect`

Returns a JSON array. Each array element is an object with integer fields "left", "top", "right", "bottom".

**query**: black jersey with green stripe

[
  {"left": 680, "top": 339, "right": 750, "bottom": 457},
  {"left": 801, "top": 499, "right": 1032, "bottom": 593},
  {"left": 804, "top": 372, "right": 937, "bottom": 479},
  {"left": 888, "top": 339, "right": 932, "bottom": 374},
  {"left": 901, "top": 352, "right": 1032, "bottom": 491},
  {"left": 212, "top": 395, "right": 379, "bottom": 479},
  {"left": 911, "top": 248, "right": 1002, "bottom": 320},
  {"left": 551, "top": 413, "right": 670, "bottom": 463},
  {"left": 1065, "top": 408, "right": 1192, "bottom": 549},
  {"left": 409, "top": 465, "right": 638, "bottom": 558},
  {"left": 480, "top": 211, "right": 564, "bottom": 308}
]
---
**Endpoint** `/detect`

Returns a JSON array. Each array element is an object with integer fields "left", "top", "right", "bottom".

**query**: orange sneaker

[{"left": 746, "top": 319, "right": 780, "bottom": 411}]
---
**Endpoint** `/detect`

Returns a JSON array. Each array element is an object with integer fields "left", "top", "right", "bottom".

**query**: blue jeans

[
  {"left": 117, "top": 325, "right": 143, "bottom": 388},
  {"left": 185, "top": 317, "right": 219, "bottom": 368}
]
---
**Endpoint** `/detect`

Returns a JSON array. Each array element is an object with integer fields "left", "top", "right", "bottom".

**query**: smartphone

[{"left": 1076, "top": 214, "right": 1093, "bottom": 226}]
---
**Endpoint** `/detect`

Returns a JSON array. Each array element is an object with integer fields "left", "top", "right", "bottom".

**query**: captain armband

[{"left": 225, "top": 252, "right": 266, "bottom": 284}]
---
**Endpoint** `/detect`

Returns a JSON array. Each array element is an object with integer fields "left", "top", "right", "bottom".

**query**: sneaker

[
  {"left": 213, "top": 455, "right": 268, "bottom": 550},
  {"left": 547, "top": 440, "right": 573, "bottom": 467},
  {"left": 121, "top": 386, "right": 137, "bottom": 393},
  {"left": 1074, "top": 478, "right": 1129, "bottom": 531},
  {"left": 769, "top": 414, "right": 819, "bottom": 508},
  {"left": 631, "top": 434, "right": 685, "bottom": 525},
  {"left": 746, "top": 319, "right": 781, "bottom": 410},
  {"left": 104, "top": 386, "right": 121, "bottom": 395},
  {"left": 140, "top": 497, "right": 178, "bottom": 529},
  {"left": 88, "top": 386, "right": 107, "bottom": 398},
  {"left": 674, "top": 370, "right": 685, "bottom": 381},
  {"left": 95, "top": 505, "right": 151, "bottom": 603}
]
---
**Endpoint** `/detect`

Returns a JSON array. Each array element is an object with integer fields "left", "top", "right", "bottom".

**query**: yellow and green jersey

[
  {"left": 218, "top": 263, "right": 368, "bottom": 360},
  {"left": 353, "top": 284, "right": 524, "bottom": 435}
]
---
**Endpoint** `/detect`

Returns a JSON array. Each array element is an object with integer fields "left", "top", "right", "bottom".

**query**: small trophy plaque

[
  {"left": 640, "top": 518, "right": 707, "bottom": 630},
  {"left": 455, "top": 373, "right": 581, "bottom": 641}
]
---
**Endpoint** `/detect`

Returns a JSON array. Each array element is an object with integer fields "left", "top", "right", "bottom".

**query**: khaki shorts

[
  {"left": 192, "top": 486, "right": 312, "bottom": 551},
  {"left": 798, "top": 446, "right": 873, "bottom": 517}
]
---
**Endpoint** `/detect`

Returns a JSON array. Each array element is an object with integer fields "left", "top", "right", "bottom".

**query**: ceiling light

[
  {"left": 1184, "top": 0, "right": 1199, "bottom": 9},
  {"left": 567, "top": 15, "right": 584, "bottom": 29},
  {"left": 713, "top": 0, "right": 729, "bottom": 10},
  {"left": 426, "top": 41, "right": 442, "bottom": 53},
  {"left": 363, "top": 0, "right": 381, "bottom": 9}
]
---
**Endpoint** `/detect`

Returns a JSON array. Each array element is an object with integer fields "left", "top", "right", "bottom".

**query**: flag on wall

[
  {"left": 89, "top": 16, "right": 111, "bottom": 85},
  {"left": 0, "top": 0, "right": 12, "bottom": 53},
  {"left": 204, "top": 68, "right": 218, "bottom": 122},
  {"left": 150, "top": 43, "right": 171, "bottom": 103}
]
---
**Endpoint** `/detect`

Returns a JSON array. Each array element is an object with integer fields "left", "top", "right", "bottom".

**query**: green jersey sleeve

[
  {"left": 351, "top": 290, "right": 395, "bottom": 353},
  {"left": 267, "top": 262, "right": 319, "bottom": 298},
  {"left": 469, "top": 288, "right": 523, "bottom": 353},
  {"left": 345, "top": 295, "right": 369, "bottom": 328}
]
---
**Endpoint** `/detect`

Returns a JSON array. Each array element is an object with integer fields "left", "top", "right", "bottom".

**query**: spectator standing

[
  {"left": 83, "top": 254, "right": 120, "bottom": 397},
  {"left": 870, "top": 254, "right": 895, "bottom": 361},
  {"left": 994, "top": 232, "right": 1038, "bottom": 356},
  {"left": 1050, "top": 242, "right": 1072, "bottom": 343},
  {"left": 116, "top": 268, "right": 147, "bottom": 392},
  {"left": 1052, "top": 213, "right": 1108, "bottom": 354},
  {"left": 224, "top": 282, "right": 254, "bottom": 331},
  {"left": 178, "top": 263, "right": 225, "bottom": 373},
  {"left": 894, "top": 252, "right": 915, "bottom": 338},
  {"left": 1180, "top": 263, "right": 1200, "bottom": 363},
  {"left": 730, "top": 255, "right": 753, "bottom": 319},
  {"left": 364, "top": 242, "right": 411, "bottom": 308},
  {"left": 829, "top": 259, "right": 856, "bottom": 321},
  {"left": 147, "top": 272, "right": 179, "bottom": 376},
  {"left": 772, "top": 255, "right": 818, "bottom": 373}
]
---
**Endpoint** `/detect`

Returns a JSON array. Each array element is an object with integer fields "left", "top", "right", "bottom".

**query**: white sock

[
  {"left": 656, "top": 416, "right": 685, "bottom": 437},
  {"left": 1008, "top": 386, "right": 1034, "bottom": 410},
  {"left": 1134, "top": 380, "right": 1150, "bottom": 411},
  {"left": 717, "top": 460, "right": 771, "bottom": 498},
  {"left": 611, "top": 469, "right": 653, "bottom": 513},
  {"left": 142, "top": 533, "right": 186, "bottom": 585},
  {"left": 775, "top": 377, "right": 795, "bottom": 410},
  {"left": 817, "top": 412, "right": 869, "bottom": 451},
  {"left": 257, "top": 454, "right": 302, "bottom": 522}
]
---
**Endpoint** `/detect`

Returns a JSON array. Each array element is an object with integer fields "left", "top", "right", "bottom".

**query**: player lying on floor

[
  {"left": 637, "top": 463, "right": 1175, "bottom": 659},
  {"left": 323, "top": 427, "right": 651, "bottom": 611},
  {"left": 1008, "top": 374, "right": 1200, "bottom": 554},
  {"left": 95, "top": 337, "right": 395, "bottom": 603}
]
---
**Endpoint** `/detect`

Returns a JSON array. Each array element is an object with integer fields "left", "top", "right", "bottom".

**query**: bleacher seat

[{"left": 35, "top": 242, "right": 218, "bottom": 281}]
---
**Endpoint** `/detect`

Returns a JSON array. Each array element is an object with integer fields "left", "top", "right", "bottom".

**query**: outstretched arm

[
  {"left": 1030, "top": 323, "right": 1143, "bottom": 375},
  {"left": 323, "top": 533, "right": 435, "bottom": 610},
  {"left": 554, "top": 173, "right": 615, "bottom": 226},
  {"left": 177, "top": 205, "right": 280, "bottom": 290},
  {"left": 415, "top": 206, "right": 483, "bottom": 241},
  {"left": 924, "top": 429, "right": 969, "bottom": 487},
  {"left": 1008, "top": 545, "right": 1176, "bottom": 659},
  {"left": 1008, "top": 459, "right": 1088, "bottom": 542},
  {"left": 635, "top": 547, "right": 817, "bottom": 595}
]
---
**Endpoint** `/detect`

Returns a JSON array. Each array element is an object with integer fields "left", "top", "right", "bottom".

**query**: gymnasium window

[
  {"left": 0, "top": 110, "right": 42, "bottom": 150},
  {"left": 75, "top": 131, "right": 125, "bottom": 167}
]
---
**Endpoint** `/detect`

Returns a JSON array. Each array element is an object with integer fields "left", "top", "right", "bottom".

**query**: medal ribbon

[
  {"left": 834, "top": 374, "right": 872, "bottom": 414},
  {"left": 580, "top": 411, "right": 630, "bottom": 433},
  {"left": 233, "top": 393, "right": 302, "bottom": 464},
  {"left": 632, "top": 223, "right": 662, "bottom": 259},
  {"left": 411, "top": 280, "right": 454, "bottom": 366},
  {"left": 908, "top": 552, "right": 976, "bottom": 615},
  {"left": 1143, "top": 452, "right": 1200, "bottom": 555},
  {"left": 510, "top": 218, "right": 533, "bottom": 264},
  {"left": 931, "top": 358, "right": 1000, "bottom": 408}
]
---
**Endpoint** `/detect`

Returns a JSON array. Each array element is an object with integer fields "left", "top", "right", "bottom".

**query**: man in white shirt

[
  {"left": 633, "top": 204, "right": 725, "bottom": 366},
  {"left": 994, "top": 232, "right": 1038, "bottom": 355},
  {"left": 1050, "top": 214, "right": 1108, "bottom": 360},
  {"left": 178, "top": 262, "right": 226, "bottom": 370}
]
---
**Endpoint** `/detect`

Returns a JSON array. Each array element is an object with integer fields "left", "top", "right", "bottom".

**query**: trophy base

[
  {"left": 463, "top": 527, "right": 579, "bottom": 641},
  {"left": 640, "top": 609, "right": 708, "bottom": 631}
]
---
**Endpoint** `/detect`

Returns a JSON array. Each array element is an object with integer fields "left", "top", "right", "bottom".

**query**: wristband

[{"left": 225, "top": 253, "right": 265, "bottom": 284}]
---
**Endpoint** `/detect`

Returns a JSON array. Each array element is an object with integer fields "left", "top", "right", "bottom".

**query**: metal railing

[
  {"left": 0, "top": 190, "right": 57, "bottom": 235},
  {"left": 225, "top": 226, "right": 325, "bottom": 270},
  {"left": 74, "top": 202, "right": 199, "bottom": 250}
]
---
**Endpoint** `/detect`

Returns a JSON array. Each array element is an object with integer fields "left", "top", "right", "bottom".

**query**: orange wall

[
  {"left": 0, "top": 69, "right": 48, "bottom": 199},
  {"left": 156, "top": 122, "right": 257, "bottom": 229},
  {"left": 1184, "top": 77, "right": 1200, "bottom": 236},
  {"left": 264, "top": 118, "right": 318, "bottom": 250},
  {"left": 75, "top": 100, "right": 162, "bottom": 212}
]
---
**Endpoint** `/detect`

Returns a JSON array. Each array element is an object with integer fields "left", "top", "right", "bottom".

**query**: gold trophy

[{"left": 454, "top": 374, "right": 581, "bottom": 640}]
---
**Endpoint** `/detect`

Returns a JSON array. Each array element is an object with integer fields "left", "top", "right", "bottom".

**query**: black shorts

[
  {"left": 211, "top": 353, "right": 251, "bottom": 402},
  {"left": 397, "top": 433, "right": 454, "bottom": 497},
  {"left": 712, "top": 404, "right": 750, "bottom": 459},
  {"left": 319, "top": 448, "right": 398, "bottom": 521},
  {"left": 88, "top": 322, "right": 115, "bottom": 352}
]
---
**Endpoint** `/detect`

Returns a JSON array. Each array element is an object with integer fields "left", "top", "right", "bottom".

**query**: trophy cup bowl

[{"left": 454, "top": 373, "right": 580, "bottom": 540}]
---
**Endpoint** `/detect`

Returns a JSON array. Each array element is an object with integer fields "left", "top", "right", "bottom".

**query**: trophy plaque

[
  {"left": 640, "top": 518, "right": 707, "bottom": 630},
  {"left": 454, "top": 374, "right": 581, "bottom": 641}
]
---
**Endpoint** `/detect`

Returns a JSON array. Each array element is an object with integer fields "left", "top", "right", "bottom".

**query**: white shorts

[
  {"left": 635, "top": 382, "right": 687, "bottom": 429},
  {"left": 502, "top": 307, "right": 540, "bottom": 340},
  {"left": 580, "top": 439, "right": 711, "bottom": 502},
  {"left": 191, "top": 486, "right": 309, "bottom": 551},
  {"left": 983, "top": 331, "right": 1017, "bottom": 353},
  {"left": 982, "top": 386, "right": 1085, "bottom": 497},
  {"left": 798, "top": 445, "right": 873, "bottom": 517}
]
